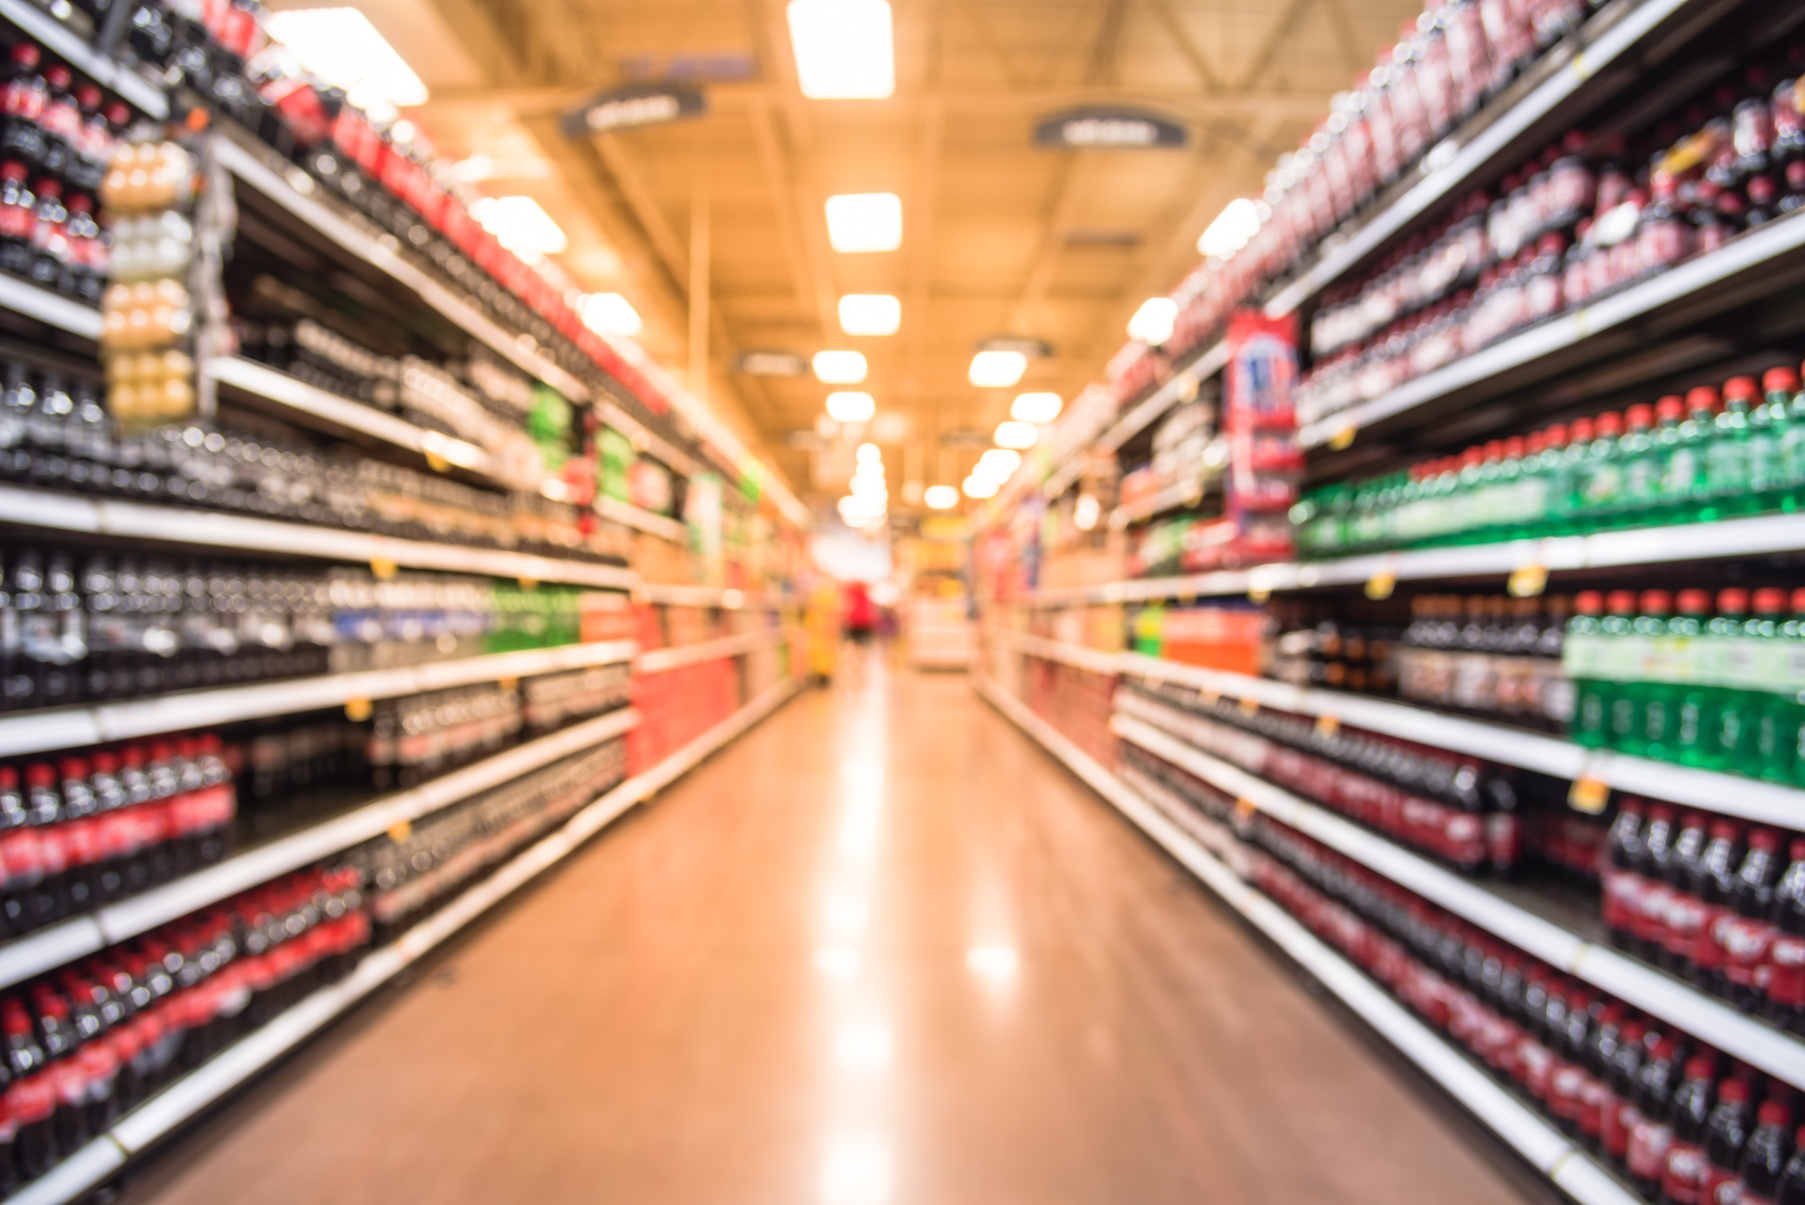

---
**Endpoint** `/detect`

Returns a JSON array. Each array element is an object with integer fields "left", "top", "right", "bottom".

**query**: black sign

[
  {"left": 977, "top": 336, "right": 1054, "bottom": 359},
  {"left": 1033, "top": 107, "right": 1186, "bottom": 150},
  {"left": 561, "top": 84, "right": 707, "bottom": 137},
  {"left": 735, "top": 350, "right": 809, "bottom": 377}
]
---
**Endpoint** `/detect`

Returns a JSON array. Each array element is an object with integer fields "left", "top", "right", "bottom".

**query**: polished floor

[{"left": 122, "top": 658, "right": 1536, "bottom": 1205}]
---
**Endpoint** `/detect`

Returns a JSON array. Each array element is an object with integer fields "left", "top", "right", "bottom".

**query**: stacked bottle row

[
  {"left": 1567, "top": 587, "right": 1805, "bottom": 784},
  {"left": 0, "top": 543, "right": 616, "bottom": 714},
  {"left": 0, "top": 37, "right": 136, "bottom": 306},
  {"left": 1291, "top": 366, "right": 1805, "bottom": 557},
  {"left": 1395, "top": 593, "right": 1573, "bottom": 729},
  {"left": 1124, "top": 737, "right": 1805, "bottom": 1205},
  {"left": 1299, "top": 56, "right": 1805, "bottom": 424},
  {"left": 353, "top": 737, "right": 627, "bottom": 945},
  {"left": 0, "top": 862, "right": 367, "bottom": 1195},
  {"left": 1118, "top": 678, "right": 1544, "bottom": 875}
]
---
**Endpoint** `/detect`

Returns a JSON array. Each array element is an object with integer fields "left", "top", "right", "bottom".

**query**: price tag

[
  {"left": 1569, "top": 775, "right": 1610, "bottom": 814},
  {"left": 518, "top": 577, "right": 539, "bottom": 590},
  {"left": 1328, "top": 425, "right": 1356, "bottom": 451},
  {"left": 1177, "top": 374, "right": 1200, "bottom": 403},
  {"left": 498, "top": 676, "right": 520, "bottom": 691},
  {"left": 1238, "top": 695, "right": 1260, "bottom": 717},
  {"left": 387, "top": 820, "right": 412, "bottom": 843},
  {"left": 1508, "top": 562, "right": 1548, "bottom": 598},
  {"left": 1200, "top": 688, "right": 1221, "bottom": 706},
  {"left": 370, "top": 557, "right": 398, "bottom": 580},
  {"left": 424, "top": 451, "right": 451, "bottom": 473},
  {"left": 1248, "top": 585, "right": 1272, "bottom": 604},
  {"left": 345, "top": 697, "right": 373, "bottom": 722},
  {"left": 1365, "top": 570, "right": 1396, "bottom": 601},
  {"left": 1315, "top": 713, "right": 1340, "bottom": 737},
  {"left": 1234, "top": 796, "right": 1258, "bottom": 821}
]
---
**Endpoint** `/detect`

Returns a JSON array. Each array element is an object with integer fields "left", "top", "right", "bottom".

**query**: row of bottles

[
  {"left": 1566, "top": 587, "right": 1805, "bottom": 785},
  {"left": 1293, "top": 364, "right": 1805, "bottom": 556}
]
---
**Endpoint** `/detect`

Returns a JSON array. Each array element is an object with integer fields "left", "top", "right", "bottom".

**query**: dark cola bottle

[
  {"left": 1700, "top": 1076, "right": 1754, "bottom": 1205},
  {"left": 1627, "top": 1036, "right": 1686, "bottom": 1196},
  {"left": 1662, "top": 811, "right": 1711, "bottom": 974},
  {"left": 1719, "top": 828, "right": 1784, "bottom": 1008},
  {"left": 1659, "top": 1056, "right": 1718, "bottom": 1205},
  {"left": 1768, "top": 839, "right": 1805, "bottom": 1034},
  {"left": 1688, "top": 819, "right": 1744, "bottom": 990},
  {"left": 1602, "top": 798, "right": 1646, "bottom": 949},
  {"left": 1740, "top": 1100, "right": 1793, "bottom": 1205},
  {"left": 2, "top": 998, "right": 56, "bottom": 1179}
]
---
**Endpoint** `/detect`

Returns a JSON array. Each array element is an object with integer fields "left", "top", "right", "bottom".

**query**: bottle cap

[
  {"left": 1792, "top": 838, "right": 1805, "bottom": 861},
  {"left": 1765, "top": 366, "right": 1800, "bottom": 394},
  {"left": 57, "top": 757, "right": 87, "bottom": 781},
  {"left": 1750, "top": 827, "right": 1780, "bottom": 851},
  {"left": 1678, "top": 588, "right": 1712, "bottom": 615},
  {"left": 42, "top": 64, "right": 68, "bottom": 89},
  {"left": 1724, "top": 376, "right": 1760, "bottom": 402},
  {"left": 0, "top": 766, "right": 15, "bottom": 789},
  {"left": 1574, "top": 590, "right": 1604, "bottom": 615},
  {"left": 9, "top": 43, "right": 38, "bottom": 68},
  {"left": 74, "top": 84, "right": 98, "bottom": 109},
  {"left": 1791, "top": 587, "right": 1805, "bottom": 615},
  {"left": 1708, "top": 818, "right": 1742, "bottom": 840},
  {"left": 1570, "top": 417, "right": 1596, "bottom": 442},
  {"left": 1605, "top": 589, "right": 1637, "bottom": 615},
  {"left": 1595, "top": 411, "right": 1624, "bottom": 437},
  {"left": 24, "top": 763, "right": 52, "bottom": 789},
  {"left": 1483, "top": 440, "right": 1505, "bottom": 462},
  {"left": 1543, "top": 423, "right": 1569, "bottom": 448},
  {"left": 0, "top": 160, "right": 26, "bottom": 183},
  {"left": 1683, "top": 1055, "right": 1716, "bottom": 1080},
  {"left": 1754, "top": 587, "right": 1787, "bottom": 615},
  {"left": 1639, "top": 590, "right": 1672, "bottom": 615},
  {"left": 1625, "top": 403, "right": 1654, "bottom": 430},
  {"left": 1687, "top": 385, "right": 1722, "bottom": 413},
  {"left": 32, "top": 178, "right": 58, "bottom": 199},
  {"left": 1719, "top": 1078, "right": 1750, "bottom": 1103},
  {"left": 1655, "top": 395, "right": 1685, "bottom": 423},
  {"left": 1617, "top": 798, "right": 1644, "bottom": 815},
  {"left": 1718, "top": 588, "right": 1751, "bottom": 615},
  {"left": 1505, "top": 435, "right": 1527, "bottom": 459}
]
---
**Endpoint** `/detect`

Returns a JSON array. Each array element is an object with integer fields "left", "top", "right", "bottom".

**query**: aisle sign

[
  {"left": 1034, "top": 107, "right": 1186, "bottom": 149},
  {"left": 561, "top": 84, "right": 707, "bottom": 137}
]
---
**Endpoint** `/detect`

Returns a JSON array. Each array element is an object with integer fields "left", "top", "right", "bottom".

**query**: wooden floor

[{"left": 120, "top": 661, "right": 1537, "bottom": 1205}]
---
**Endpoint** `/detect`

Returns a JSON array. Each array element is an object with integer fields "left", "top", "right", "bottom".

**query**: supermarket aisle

[{"left": 122, "top": 668, "right": 1534, "bottom": 1205}]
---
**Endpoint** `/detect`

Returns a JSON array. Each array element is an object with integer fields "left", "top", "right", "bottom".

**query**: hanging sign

[
  {"left": 561, "top": 84, "right": 707, "bottom": 137},
  {"left": 1034, "top": 107, "right": 1187, "bottom": 149}
]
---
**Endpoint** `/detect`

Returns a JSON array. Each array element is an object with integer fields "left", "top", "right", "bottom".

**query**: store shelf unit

[
  {"left": 0, "top": 483, "right": 636, "bottom": 590},
  {"left": 0, "top": 272, "right": 105, "bottom": 341},
  {"left": 0, "top": 639, "right": 637, "bottom": 759},
  {"left": 635, "top": 582, "right": 796, "bottom": 610},
  {"left": 0, "top": 0, "right": 169, "bottom": 119},
  {"left": 595, "top": 496, "right": 689, "bottom": 543},
  {"left": 972, "top": 673, "right": 1639, "bottom": 1205},
  {"left": 0, "top": 673, "right": 805, "bottom": 1205},
  {"left": 1107, "top": 692, "right": 1805, "bottom": 1092},
  {"left": 635, "top": 626, "right": 794, "bottom": 674}
]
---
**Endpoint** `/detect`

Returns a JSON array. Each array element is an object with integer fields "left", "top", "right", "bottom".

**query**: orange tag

[
  {"left": 345, "top": 697, "right": 373, "bottom": 722},
  {"left": 370, "top": 558, "right": 398, "bottom": 581},
  {"left": 1200, "top": 689, "right": 1221, "bottom": 707},
  {"left": 387, "top": 820, "right": 412, "bottom": 843},
  {"left": 518, "top": 577, "right": 539, "bottom": 590},
  {"left": 498, "top": 676, "right": 520, "bottom": 691},
  {"left": 1234, "top": 797, "right": 1258, "bottom": 820},
  {"left": 1365, "top": 570, "right": 1396, "bottom": 601},
  {"left": 1238, "top": 695, "right": 1260, "bottom": 717},
  {"left": 1315, "top": 714, "right": 1340, "bottom": 737},
  {"left": 1248, "top": 585, "right": 1272, "bottom": 604},
  {"left": 1328, "top": 425, "right": 1356, "bottom": 451},
  {"left": 1569, "top": 776, "right": 1609, "bottom": 814},
  {"left": 1508, "top": 563, "right": 1548, "bottom": 598}
]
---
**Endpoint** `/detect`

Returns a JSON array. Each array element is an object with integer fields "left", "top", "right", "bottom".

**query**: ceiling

[{"left": 344, "top": 0, "right": 1424, "bottom": 507}]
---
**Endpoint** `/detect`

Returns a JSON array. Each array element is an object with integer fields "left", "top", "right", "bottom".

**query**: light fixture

[
  {"left": 826, "top": 392, "right": 877, "bottom": 423},
  {"left": 856, "top": 442, "right": 882, "bottom": 463},
  {"left": 787, "top": 0, "right": 895, "bottom": 99},
  {"left": 838, "top": 294, "right": 901, "bottom": 336},
  {"left": 965, "top": 944, "right": 1020, "bottom": 979},
  {"left": 266, "top": 8, "right": 428, "bottom": 109},
  {"left": 993, "top": 421, "right": 1038, "bottom": 449},
  {"left": 821, "top": 1135, "right": 891, "bottom": 1205},
  {"left": 470, "top": 196, "right": 568, "bottom": 256},
  {"left": 579, "top": 293, "right": 642, "bottom": 337},
  {"left": 834, "top": 1022, "right": 894, "bottom": 1071},
  {"left": 968, "top": 350, "right": 1027, "bottom": 388},
  {"left": 825, "top": 193, "right": 902, "bottom": 252},
  {"left": 813, "top": 350, "right": 868, "bottom": 384},
  {"left": 1197, "top": 197, "right": 1262, "bottom": 259},
  {"left": 1010, "top": 392, "right": 1062, "bottom": 423},
  {"left": 962, "top": 475, "right": 998, "bottom": 499},
  {"left": 1127, "top": 297, "right": 1178, "bottom": 346},
  {"left": 923, "top": 484, "right": 958, "bottom": 510},
  {"left": 978, "top": 448, "right": 1022, "bottom": 475},
  {"left": 1073, "top": 493, "right": 1101, "bottom": 530}
]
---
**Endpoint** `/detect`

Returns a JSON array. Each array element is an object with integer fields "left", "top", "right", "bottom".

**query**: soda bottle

[
  {"left": 1701, "top": 1076, "right": 1754, "bottom": 1205},
  {"left": 1628, "top": 1037, "right": 1686, "bottom": 1196},
  {"left": 1620, "top": 589, "right": 1672, "bottom": 755},
  {"left": 1602, "top": 799, "right": 1646, "bottom": 948},
  {"left": 1665, "top": 387, "right": 1721, "bottom": 524},
  {"left": 1774, "top": 1126, "right": 1805, "bottom": 1205},
  {"left": 1, "top": 998, "right": 54, "bottom": 1179},
  {"left": 1671, "top": 589, "right": 1716, "bottom": 767},
  {"left": 1568, "top": 590, "right": 1612, "bottom": 747},
  {"left": 1688, "top": 819, "right": 1744, "bottom": 989},
  {"left": 1747, "top": 587, "right": 1796, "bottom": 781},
  {"left": 1710, "top": 377, "right": 1759, "bottom": 516},
  {"left": 1619, "top": 402, "right": 1663, "bottom": 525},
  {"left": 1651, "top": 395, "right": 1688, "bottom": 522},
  {"left": 1767, "top": 838, "right": 1805, "bottom": 1033},
  {"left": 1707, "top": 589, "right": 1754, "bottom": 771},
  {"left": 1662, "top": 811, "right": 1711, "bottom": 974},
  {"left": 1600, "top": 589, "right": 1640, "bottom": 752},
  {"left": 1754, "top": 368, "right": 1797, "bottom": 513},
  {"left": 1602, "top": 1020, "right": 1651, "bottom": 1165},
  {"left": 1660, "top": 1056, "right": 1719, "bottom": 1204},
  {"left": 1636, "top": 804, "right": 1680, "bottom": 963},
  {"left": 1719, "top": 828, "right": 1784, "bottom": 1008},
  {"left": 1737, "top": 1100, "right": 1792, "bottom": 1205},
  {"left": 1578, "top": 411, "right": 1627, "bottom": 529},
  {"left": 0, "top": 44, "right": 47, "bottom": 167},
  {"left": 1550, "top": 417, "right": 1595, "bottom": 534}
]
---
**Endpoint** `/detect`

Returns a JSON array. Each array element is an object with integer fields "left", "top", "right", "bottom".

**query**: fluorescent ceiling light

[
  {"left": 787, "top": 0, "right": 895, "bottom": 99},
  {"left": 1010, "top": 392, "right": 1062, "bottom": 423},
  {"left": 813, "top": 350, "right": 868, "bottom": 384},
  {"left": 1197, "top": 197, "right": 1262, "bottom": 259},
  {"left": 978, "top": 448, "right": 1022, "bottom": 475},
  {"left": 839, "top": 294, "right": 901, "bottom": 337},
  {"left": 579, "top": 293, "right": 641, "bottom": 337},
  {"left": 471, "top": 196, "right": 568, "bottom": 257},
  {"left": 923, "top": 484, "right": 959, "bottom": 510},
  {"left": 1128, "top": 297, "right": 1177, "bottom": 346},
  {"left": 826, "top": 193, "right": 902, "bottom": 252},
  {"left": 968, "top": 350, "right": 1027, "bottom": 388},
  {"left": 962, "top": 475, "right": 998, "bottom": 499},
  {"left": 266, "top": 8, "right": 428, "bottom": 109},
  {"left": 826, "top": 392, "right": 877, "bottom": 423},
  {"left": 993, "top": 421, "right": 1038, "bottom": 449},
  {"left": 857, "top": 442, "right": 882, "bottom": 463}
]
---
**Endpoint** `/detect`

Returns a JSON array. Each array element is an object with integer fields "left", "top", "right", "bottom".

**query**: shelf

[
  {"left": 593, "top": 400, "right": 705, "bottom": 480},
  {"left": 2, "top": 671, "right": 804, "bottom": 1205},
  {"left": 595, "top": 495, "right": 688, "bottom": 544},
  {"left": 0, "top": 639, "right": 637, "bottom": 759},
  {"left": 1108, "top": 695, "right": 1805, "bottom": 1093},
  {"left": 210, "top": 132, "right": 592, "bottom": 405},
  {"left": 972, "top": 673, "right": 1638, "bottom": 1205},
  {"left": 1108, "top": 473, "right": 1215, "bottom": 531},
  {"left": 985, "top": 628, "right": 1121, "bottom": 677},
  {"left": 634, "top": 582, "right": 796, "bottom": 610},
  {"left": 206, "top": 356, "right": 498, "bottom": 478},
  {"left": 0, "top": 704, "right": 641, "bottom": 992},
  {"left": 0, "top": 0, "right": 168, "bottom": 119},
  {"left": 1297, "top": 209, "right": 1805, "bottom": 449},
  {"left": 0, "top": 483, "right": 637, "bottom": 590},
  {"left": 1263, "top": 0, "right": 1697, "bottom": 319},
  {"left": 634, "top": 626, "right": 794, "bottom": 675},
  {"left": 0, "top": 272, "right": 103, "bottom": 341}
]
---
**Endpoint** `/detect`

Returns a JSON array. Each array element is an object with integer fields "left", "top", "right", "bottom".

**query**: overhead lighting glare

[
  {"left": 470, "top": 196, "right": 568, "bottom": 257},
  {"left": 857, "top": 442, "right": 883, "bottom": 463},
  {"left": 923, "top": 484, "right": 958, "bottom": 510},
  {"left": 993, "top": 421, "right": 1038, "bottom": 450},
  {"left": 1128, "top": 297, "right": 1178, "bottom": 346},
  {"left": 838, "top": 294, "right": 901, "bottom": 336},
  {"left": 961, "top": 475, "right": 998, "bottom": 499},
  {"left": 1197, "top": 197, "right": 1262, "bottom": 259},
  {"left": 579, "top": 293, "right": 642, "bottom": 337},
  {"left": 813, "top": 350, "right": 868, "bottom": 384},
  {"left": 1010, "top": 392, "right": 1062, "bottom": 423},
  {"left": 826, "top": 193, "right": 902, "bottom": 252},
  {"left": 978, "top": 448, "right": 1022, "bottom": 475},
  {"left": 787, "top": 0, "right": 895, "bottom": 99},
  {"left": 826, "top": 392, "right": 877, "bottom": 423},
  {"left": 265, "top": 8, "right": 429, "bottom": 109},
  {"left": 968, "top": 350, "right": 1027, "bottom": 388}
]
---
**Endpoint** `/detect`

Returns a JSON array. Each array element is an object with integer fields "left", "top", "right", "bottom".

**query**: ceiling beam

[
  {"left": 1144, "top": 0, "right": 1223, "bottom": 92},
  {"left": 1235, "top": 0, "right": 1324, "bottom": 91},
  {"left": 747, "top": 100, "right": 838, "bottom": 343}
]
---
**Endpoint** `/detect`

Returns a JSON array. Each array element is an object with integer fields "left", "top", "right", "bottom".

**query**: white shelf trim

[
  {"left": 0, "top": 272, "right": 104, "bottom": 340},
  {"left": 634, "top": 626, "right": 793, "bottom": 674},
  {"left": 595, "top": 495, "right": 688, "bottom": 543},
  {"left": 972, "top": 673, "right": 1639, "bottom": 1205},
  {"left": 634, "top": 581, "right": 796, "bottom": 610},
  {"left": 1109, "top": 699, "right": 1805, "bottom": 1092}
]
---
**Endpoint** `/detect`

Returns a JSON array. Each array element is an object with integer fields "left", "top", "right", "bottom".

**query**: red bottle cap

[
  {"left": 0, "top": 161, "right": 26, "bottom": 183},
  {"left": 1718, "top": 588, "right": 1750, "bottom": 615},
  {"left": 1605, "top": 589, "right": 1637, "bottom": 615},
  {"left": 1625, "top": 403, "right": 1654, "bottom": 430},
  {"left": 58, "top": 757, "right": 87, "bottom": 782},
  {"left": 42, "top": 64, "right": 68, "bottom": 90},
  {"left": 32, "top": 178, "right": 58, "bottom": 199},
  {"left": 90, "top": 751, "right": 117, "bottom": 775},
  {"left": 1594, "top": 411, "right": 1624, "bottom": 437},
  {"left": 1639, "top": 590, "right": 1672, "bottom": 615},
  {"left": 1749, "top": 827, "right": 1780, "bottom": 852},
  {"left": 1754, "top": 587, "right": 1787, "bottom": 615},
  {"left": 9, "top": 43, "right": 38, "bottom": 69},
  {"left": 1462, "top": 446, "right": 1484, "bottom": 468},
  {"left": 74, "top": 84, "right": 98, "bottom": 110},
  {"left": 1655, "top": 395, "right": 1685, "bottom": 423},
  {"left": 1765, "top": 367, "right": 1800, "bottom": 394},
  {"left": 1483, "top": 440, "right": 1505, "bottom": 463},
  {"left": 24, "top": 763, "right": 53, "bottom": 789},
  {"left": 1523, "top": 432, "right": 1544, "bottom": 455},
  {"left": 1708, "top": 818, "right": 1742, "bottom": 841},
  {"left": 1791, "top": 587, "right": 1805, "bottom": 615},
  {"left": 0, "top": 766, "right": 15, "bottom": 788},
  {"left": 103, "top": 102, "right": 128, "bottom": 126},
  {"left": 1570, "top": 417, "right": 1596, "bottom": 443},
  {"left": 1617, "top": 798, "right": 1644, "bottom": 816},
  {"left": 1687, "top": 385, "right": 1722, "bottom": 413},
  {"left": 1792, "top": 838, "right": 1805, "bottom": 862},
  {"left": 1677, "top": 588, "right": 1712, "bottom": 615},
  {"left": 1574, "top": 590, "right": 1604, "bottom": 615},
  {"left": 1504, "top": 436, "right": 1527, "bottom": 459},
  {"left": 1683, "top": 1055, "right": 1716, "bottom": 1080},
  {"left": 1724, "top": 376, "right": 1760, "bottom": 402},
  {"left": 1543, "top": 424, "right": 1569, "bottom": 449}
]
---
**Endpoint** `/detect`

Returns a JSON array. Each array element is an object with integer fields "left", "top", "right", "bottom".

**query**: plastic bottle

[
  {"left": 1660, "top": 1056, "right": 1719, "bottom": 1204},
  {"left": 1602, "top": 799, "right": 1646, "bottom": 949},
  {"left": 1551, "top": 417, "right": 1595, "bottom": 534},
  {"left": 1748, "top": 587, "right": 1797, "bottom": 782},
  {"left": 1706, "top": 588, "right": 1754, "bottom": 771},
  {"left": 1772, "top": 1125, "right": 1805, "bottom": 1205},
  {"left": 1601, "top": 1020, "right": 1651, "bottom": 1166},
  {"left": 1636, "top": 804, "right": 1679, "bottom": 963},
  {"left": 1718, "top": 827, "right": 1783, "bottom": 1009},
  {"left": 1618, "top": 403, "right": 1662, "bottom": 525},
  {"left": 1669, "top": 589, "right": 1715, "bottom": 768},
  {"left": 1666, "top": 388, "right": 1721, "bottom": 524},
  {"left": 1599, "top": 589, "right": 1640, "bottom": 752},
  {"left": 1736, "top": 1100, "right": 1792, "bottom": 1205},
  {"left": 1754, "top": 369, "right": 1796, "bottom": 513},
  {"left": 1662, "top": 811, "right": 1711, "bottom": 974},
  {"left": 1711, "top": 377, "right": 1760, "bottom": 515},
  {"left": 1567, "top": 590, "right": 1611, "bottom": 747},
  {"left": 1687, "top": 819, "right": 1744, "bottom": 990},
  {"left": 1628, "top": 1036, "right": 1686, "bottom": 1197},
  {"left": 1578, "top": 412, "right": 1627, "bottom": 529},
  {"left": 1700, "top": 1077, "right": 1754, "bottom": 1205},
  {"left": 1620, "top": 589, "right": 1671, "bottom": 755},
  {"left": 1767, "top": 839, "right": 1805, "bottom": 1033}
]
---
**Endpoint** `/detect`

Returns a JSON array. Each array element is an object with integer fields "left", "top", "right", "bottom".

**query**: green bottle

[
  {"left": 1566, "top": 590, "right": 1613, "bottom": 748},
  {"left": 1132, "top": 605, "right": 1165, "bottom": 656},
  {"left": 1783, "top": 587, "right": 1805, "bottom": 786},
  {"left": 1667, "top": 385, "right": 1721, "bottom": 523},
  {"left": 1551, "top": 417, "right": 1595, "bottom": 535},
  {"left": 1578, "top": 412, "right": 1627, "bottom": 531},
  {"left": 1527, "top": 424, "right": 1568, "bottom": 536},
  {"left": 1669, "top": 588, "right": 1715, "bottom": 768},
  {"left": 1748, "top": 587, "right": 1797, "bottom": 783},
  {"left": 1709, "top": 377, "right": 1758, "bottom": 516},
  {"left": 1626, "top": 589, "right": 1674, "bottom": 757},
  {"left": 1751, "top": 370, "right": 1793, "bottom": 513},
  {"left": 1703, "top": 588, "right": 1752, "bottom": 770},
  {"left": 1616, "top": 404, "right": 1661, "bottom": 528},
  {"left": 1495, "top": 435, "right": 1530, "bottom": 539},
  {"left": 1599, "top": 589, "right": 1641, "bottom": 752},
  {"left": 1779, "top": 367, "right": 1805, "bottom": 509},
  {"left": 1649, "top": 395, "right": 1688, "bottom": 524}
]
